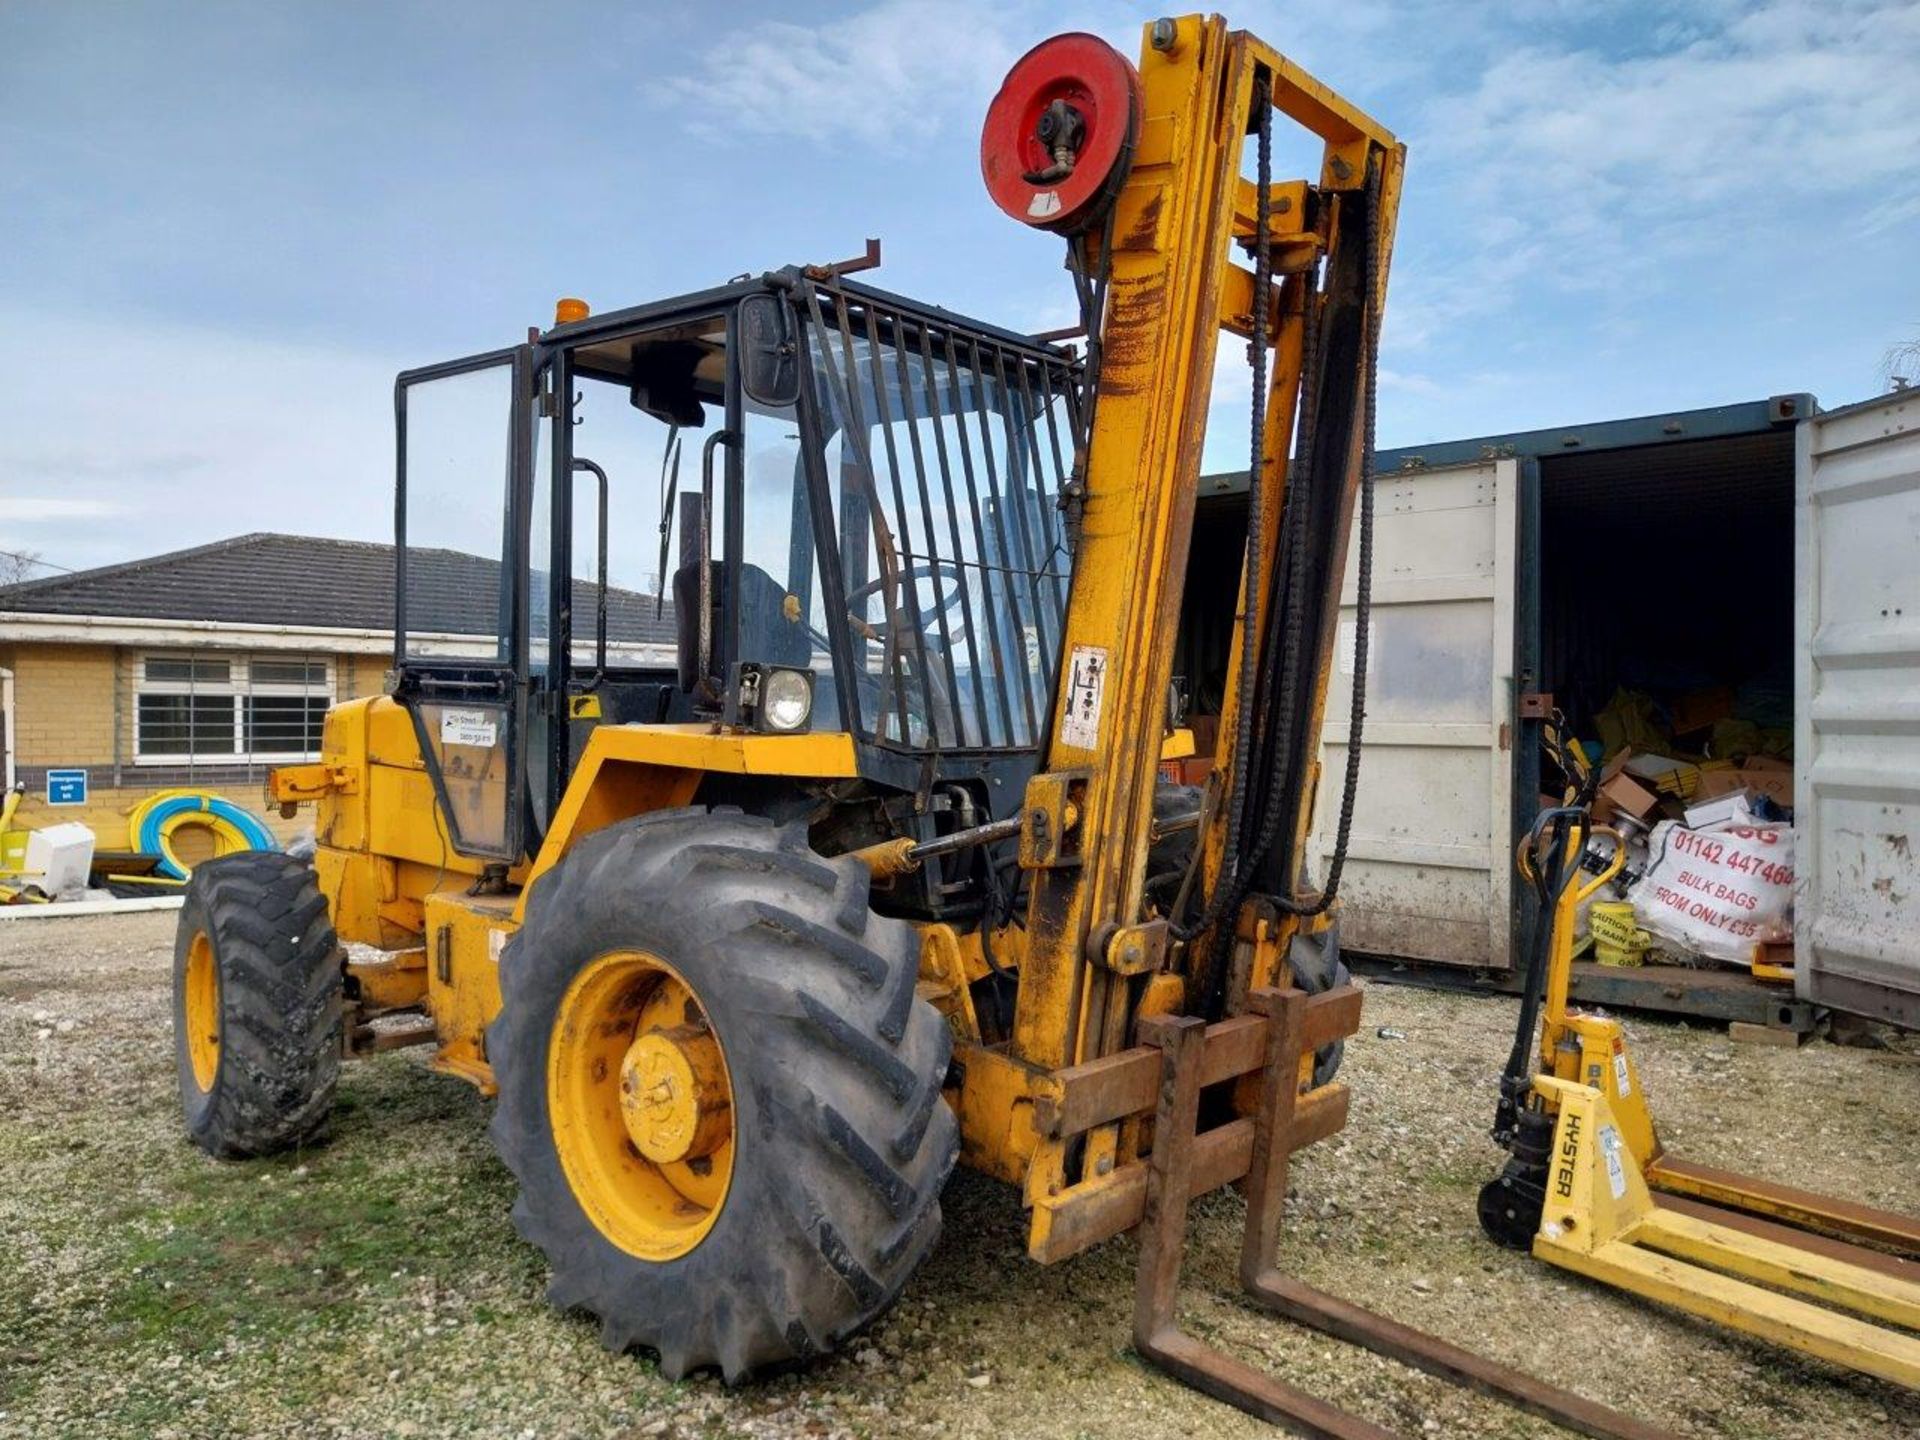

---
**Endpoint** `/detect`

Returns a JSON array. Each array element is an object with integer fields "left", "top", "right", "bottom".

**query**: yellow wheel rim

[
  {"left": 547, "top": 949, "right": 735, "bottom": 1261},
  {"left": 183, "top": 929, "right": 221, "bottom": 1092}
]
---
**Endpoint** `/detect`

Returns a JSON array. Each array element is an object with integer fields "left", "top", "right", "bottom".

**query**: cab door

[{"left": 392, "top": 344, "right": 541, "bottom": 861}]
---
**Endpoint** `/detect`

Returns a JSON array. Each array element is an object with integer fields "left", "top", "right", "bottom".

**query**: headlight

[{"left": 760, "top": 667, "right": 814, "bottom": 733}]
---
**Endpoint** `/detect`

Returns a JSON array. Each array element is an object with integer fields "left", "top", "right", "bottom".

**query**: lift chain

[
  {"left": 1279, "top": 156, "right": 1383, "bottom": 918},
  {"left": 1176, "top": 141, "right": 1384, "bottom": 1015},
  {"left": 1220, "top": 71, "right": 1279, "bottom": 911},
  {"left": 1217, "top": 157, "right": 1384, "bottom": 944}
]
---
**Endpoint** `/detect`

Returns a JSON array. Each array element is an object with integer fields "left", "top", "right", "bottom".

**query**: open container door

[
  {"left": 1796, "top": 391, "right": 1920, "bottom": 1028},
  {"left": 1311, "top": 457, "right": 1518, "bottom": 967}
]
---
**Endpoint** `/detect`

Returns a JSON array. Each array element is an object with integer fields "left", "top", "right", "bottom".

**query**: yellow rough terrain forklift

[{"left": 173, "top": 13, "right": 1407, "bottom": 1386}]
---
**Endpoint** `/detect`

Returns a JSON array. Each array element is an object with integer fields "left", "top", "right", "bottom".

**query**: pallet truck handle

[{"left": 1570, "top": 824, "right": 1626, "bottom": 907}]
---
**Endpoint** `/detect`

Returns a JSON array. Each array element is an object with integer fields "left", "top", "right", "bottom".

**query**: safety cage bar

[{"left": 798, "top": 278, "right": 1083, "bottom": 755}]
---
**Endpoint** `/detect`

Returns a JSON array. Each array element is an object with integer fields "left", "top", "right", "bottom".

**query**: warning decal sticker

[
  {"left": 1059, "top": 644, "right": 1108, "bottom": 751},
  {"left": 440, "top": 707, "right": 499, "bottom": 748},
  {"left": 1598, "top": 1124, "right": 1628, "bottom": 1201}
]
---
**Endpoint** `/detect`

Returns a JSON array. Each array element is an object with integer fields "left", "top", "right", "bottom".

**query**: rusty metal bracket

[
  {"left": 268, "top": 761, "right": 358, "bottom": 805},
  {"left": 1018, "top": 770, "right": 1086, "bottom": 869},
  {"left": 803, "top": 237, "right": 882, "bottom": 280},
  {"left": 1132, "top": 986, "right": 1673, "bottom": 1440},
  {"left": 1024, "top": 1004, "right": 1351, "bottom": 1264},
  {"left": 1092, "top": 917, "right": 1168, "bottom": 974}
]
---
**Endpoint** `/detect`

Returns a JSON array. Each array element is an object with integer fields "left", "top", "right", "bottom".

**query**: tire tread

[
  {"left": 176, "top": 851, "right": 342, "bottom": 1159},
  {"left": 487, "top": 810, "right": 957, "bottom": 1382}
]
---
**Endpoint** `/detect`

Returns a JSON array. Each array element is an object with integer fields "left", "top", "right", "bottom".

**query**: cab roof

[{"left": 537, "top": 267, "right": 1075, "bottom": 365}]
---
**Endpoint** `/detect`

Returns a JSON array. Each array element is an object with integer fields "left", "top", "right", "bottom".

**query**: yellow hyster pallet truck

[{"left": 1480, "top": 757, "right": 1920, "bottom": 1388}]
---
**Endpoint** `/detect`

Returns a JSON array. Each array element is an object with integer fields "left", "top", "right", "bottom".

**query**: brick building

[{"left": 0, "top": 533, "right": 672, "bottom": 854}]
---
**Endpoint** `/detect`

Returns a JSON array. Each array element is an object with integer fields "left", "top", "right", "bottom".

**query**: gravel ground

[{"left": 1, "top": 910, "right": 1916, "bottom": 1439}]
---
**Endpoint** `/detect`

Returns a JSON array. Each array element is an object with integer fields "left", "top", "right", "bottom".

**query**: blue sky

[{"left": 2, "top": 0, "right": 1916, "bottom": 575}]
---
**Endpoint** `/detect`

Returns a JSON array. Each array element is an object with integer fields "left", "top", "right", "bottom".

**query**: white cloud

[
  {"left": 1397, "top": 0, "right": 1920, "bottom": 342},
  {"left": 1861, "top": 191, "right": 1920, "bottom": 236},
  {"left": 0, "top": 497, "right": 131, "bottom": 521},
  {"left": 0, "top": 308, "right": 402, "bottom": 573},
  {"left": 1378, "top": 367, "right": 1441, "bottom": 397},
  {"left": 1437, "top": 1, "right": 1920, "bottom": 203},
  {"left": 1210, "top": 333, "right": 1255, "bottom": 407},
  {"left": 648, "top": 0, "right": 1026, "bottom": 145}
]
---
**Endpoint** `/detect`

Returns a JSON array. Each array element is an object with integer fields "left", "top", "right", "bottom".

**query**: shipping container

[{"left": 1199, "top": 390, "right": 1914, "bottom": 1027}]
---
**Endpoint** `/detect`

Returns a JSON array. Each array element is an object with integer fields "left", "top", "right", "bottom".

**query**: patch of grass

[
  {"left": 0, "top": 1052, "right": 548, "bottom": 1427},
  {"left": 119, "top": 1086, "right": 525, "bottom": 1327},
  {"left": 109, "top": 1162, "right": 425, "bottom": 1346},
  {"left": 1424, "top": 1157, "right": 1496, "bottom": 1192}
]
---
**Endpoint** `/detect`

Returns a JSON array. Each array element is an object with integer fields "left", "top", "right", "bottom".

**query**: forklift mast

[{"left": 986, "top": 16, "right": 1404, "bottom": 1077}]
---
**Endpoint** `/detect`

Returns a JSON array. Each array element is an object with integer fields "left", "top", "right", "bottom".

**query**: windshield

[
  {"left": 523, "top": 292, "right": 1078, "bottom": 752},
  {"left": 800, "top": 285, "right": 1078, "bottom": 749}
]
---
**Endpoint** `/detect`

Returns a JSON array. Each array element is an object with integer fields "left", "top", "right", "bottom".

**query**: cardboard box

[
  {"left": 1624, "top": 752, "right": 1704, "bottom": 799},
  {"left": 1694, "top": 759, "right": 1792, "bottom": 809},
  {"left": 1684, "top": 792, "right": 1759, "bottom": 831},
  {"left": 1595, "top": 770, "right": 1661, "bottom": 824},
  {"left": 1693, "top": 769, "right": 1745, "bottom": 801},
  {"left": 1669, "top": 685, "right": 1734, "bottom": 736},
  {"left": 1591, "top": 753, "right": 1623, "bottom": 820}
]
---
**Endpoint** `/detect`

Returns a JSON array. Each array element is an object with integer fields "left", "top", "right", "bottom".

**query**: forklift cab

[{"left": 390, "top": 270, "right": 1083, "bottom": 878}]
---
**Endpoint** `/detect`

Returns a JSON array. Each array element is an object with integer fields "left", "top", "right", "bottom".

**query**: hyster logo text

[{"left": 1554, "top": 1114, "right": 1583, "bottom": 1199}]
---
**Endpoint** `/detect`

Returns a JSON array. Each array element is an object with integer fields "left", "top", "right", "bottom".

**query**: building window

[{"left": 134, "top": 653, "right": 333, "bottom": 764}]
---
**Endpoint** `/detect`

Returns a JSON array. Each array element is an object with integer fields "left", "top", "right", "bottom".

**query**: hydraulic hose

[
  {"left": 1491, "top": 734, "right": 1610, "bottom": 1143},
  {"left": 1491, "top": 805, "right": 1583, "bottom": 1144}
]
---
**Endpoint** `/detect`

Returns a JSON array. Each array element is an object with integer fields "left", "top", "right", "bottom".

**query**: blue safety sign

[{"left": 46, "top": 769, "right": 88, "bottom": 806}]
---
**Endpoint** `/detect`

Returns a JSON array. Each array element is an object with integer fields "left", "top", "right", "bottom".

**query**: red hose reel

[{"left": 980, "top": 32, "right": 1142, "bottom": 235}]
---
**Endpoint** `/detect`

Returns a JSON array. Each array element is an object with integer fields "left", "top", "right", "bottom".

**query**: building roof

[{"left": 0, "top": 532, "right": 676, "bottom": 645}]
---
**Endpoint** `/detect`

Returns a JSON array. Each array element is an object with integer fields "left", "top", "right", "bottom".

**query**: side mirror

[{"left": 739, "top": 295, "right": 800, "bottom": 408}]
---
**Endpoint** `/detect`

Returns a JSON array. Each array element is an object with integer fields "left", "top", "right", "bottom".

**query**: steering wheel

[
  {"left": 842, "top": 560, "right": 969, "bottom": 640},
  {"left": 827, "top": 561, "right": 973, "bottom": 741}
]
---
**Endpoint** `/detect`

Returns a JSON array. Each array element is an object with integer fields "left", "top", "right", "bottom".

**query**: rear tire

[
  {"left": 174, "top": 852, "right": 343, "bottom": 1158},
  {"left": 488, "top": 808, "right": 958, "bottom": 1382}
]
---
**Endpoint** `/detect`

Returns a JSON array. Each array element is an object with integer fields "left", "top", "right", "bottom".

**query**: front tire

[
  {"left": 488, "top": 808, "right": 958, "bottom": 1382},
  {"left": 174, "top": 851, "right": 343, "bottom": 1158},
  {"left": 1287, "top": 921, "right": 1352, "bottom": 1088}
]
